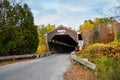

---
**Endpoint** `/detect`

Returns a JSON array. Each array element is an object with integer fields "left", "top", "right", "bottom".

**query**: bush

[
  {"left": 78, "top": 42, "right": 120, "bottom": 80},
  {"left": 80, "top": 42, "right": 120, "bottom": 61},
  {"left": 95, "top": 57, "right": 120, "bottom": 80}
]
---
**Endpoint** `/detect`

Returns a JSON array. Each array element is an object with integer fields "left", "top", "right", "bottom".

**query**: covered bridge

[{"left": 47, "top": 25, "right": 82, "bottom": 53}]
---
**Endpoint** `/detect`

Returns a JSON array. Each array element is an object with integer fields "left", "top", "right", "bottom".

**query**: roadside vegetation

[
  {"left": 78, "top": 42, "right": 120, "bottom": 80},
  {"left": 65, "top": 17, "right": 120, "bottom": 80},
  {"left": 70, "top": 10, "right": 120, "bottom": 80},
  {"left": 77, "top": 5, "right": 120, "bottom": 79},
  {"left": 65, "top": 18, "right": 120, "bottom": 80},
  {"left": 65, "top": 1, "right": 120, "bottom": 78}
]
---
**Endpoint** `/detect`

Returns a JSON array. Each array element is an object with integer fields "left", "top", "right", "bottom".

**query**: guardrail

[
  {"left": 71, "top": 51, "right": 96, "bottom": 70},
  {"left": 0, "top": 52, "right": 51, "bottom": 61}
]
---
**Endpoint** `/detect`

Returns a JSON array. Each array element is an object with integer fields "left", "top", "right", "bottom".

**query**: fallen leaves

[{"left": 64, "top": 65, "right": 98, "bottom": 80}]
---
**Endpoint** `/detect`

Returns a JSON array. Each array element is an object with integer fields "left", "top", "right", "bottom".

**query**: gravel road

[{"left": 0, "top": 54, "right": 71, "bottom": 80}]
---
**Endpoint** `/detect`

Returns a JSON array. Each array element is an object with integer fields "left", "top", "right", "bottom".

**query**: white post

[{"left": 78, "top": 40, "right": 83, "bottom": 50}]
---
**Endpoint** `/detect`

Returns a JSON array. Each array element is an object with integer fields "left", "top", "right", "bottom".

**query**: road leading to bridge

[{"left": 0, "top": 54, "right": 71, "bottom": 80}]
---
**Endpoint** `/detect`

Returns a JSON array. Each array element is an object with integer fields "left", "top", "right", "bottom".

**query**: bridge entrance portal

[{"left": 47, "top": 25, "right": 81, "bottom": 53}]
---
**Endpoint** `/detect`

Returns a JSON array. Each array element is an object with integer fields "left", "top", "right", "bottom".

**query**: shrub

[
  {"left": 78, "top": 42, "right": 120, "bottom": 80},
  {"left": 95, "top": 57, "right": 120, "bottom": 80},
  {"left": 80, "top": 42, "right": 120, "bottom": 61}
]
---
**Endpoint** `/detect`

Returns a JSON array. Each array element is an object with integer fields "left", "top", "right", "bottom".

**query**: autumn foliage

[
  {"left": 115, "top": 22, "right": 120, "bottom": 42},
  {"left": 37, "top": 24, "right": 55, "bottom": 53},
  {"left": 76, "top": 17, "right": 120, "bottom": 80},
  {"left": 78, "top": 18, "right": 120, "bottom": 47},
  {"left": 78, "top": 42, "right": 120, "bottom": 80}
]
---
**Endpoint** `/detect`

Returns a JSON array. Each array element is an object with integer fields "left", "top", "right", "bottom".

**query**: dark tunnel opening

[{"left": 48, "top": 35, "right": 78, "bottom": 53}]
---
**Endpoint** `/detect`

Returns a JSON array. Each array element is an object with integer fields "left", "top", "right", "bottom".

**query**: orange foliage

[{"left": 78, "top": 18, "right": 117, "bottom": 46}]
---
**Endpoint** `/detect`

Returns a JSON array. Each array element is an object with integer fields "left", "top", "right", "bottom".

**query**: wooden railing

[
  {"left": 0, "top": 52, "right": 51, "bottom": 61},
  {"left": 70, "top": 51, "right": 96, "bottom": 70}
]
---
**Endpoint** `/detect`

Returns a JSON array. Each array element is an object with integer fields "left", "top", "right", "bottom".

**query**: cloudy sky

[{"left": 24, "top": 0, "right": 117, "bottom": 29}]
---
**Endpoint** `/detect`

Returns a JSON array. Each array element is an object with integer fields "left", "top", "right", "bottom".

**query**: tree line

[
  {"left": 79, "top": 18, "right": 120, "bottom": 47},
  {"left": 79, "top": 0, "right": 120, "bottom": 47}
]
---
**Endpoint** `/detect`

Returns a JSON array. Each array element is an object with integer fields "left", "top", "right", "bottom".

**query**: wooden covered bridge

[{"left": 47, "top": 25, "right": 83, "bottom": 53}]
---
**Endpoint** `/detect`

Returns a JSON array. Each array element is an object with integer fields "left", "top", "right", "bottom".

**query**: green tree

[{"left": 0, "top": 0, "right": 39, "bottom": 56}]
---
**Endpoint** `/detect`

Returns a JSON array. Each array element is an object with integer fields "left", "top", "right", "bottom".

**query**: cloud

[
  {"left": 24, "top": 0, "right": 117, "bottom": 29},
  {"left": 35, "top": 14, "right": 60, "bottom": 25}
]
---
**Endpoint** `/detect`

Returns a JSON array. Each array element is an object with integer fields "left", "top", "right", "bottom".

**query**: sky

[{"left": 24, "top": 0, "right": 117, "bottom": 29}]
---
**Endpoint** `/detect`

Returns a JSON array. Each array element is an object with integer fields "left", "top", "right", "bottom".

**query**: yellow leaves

[
  {"left": 46, "top": 24, "right": 55, "bottom": 32},
  {"left": 37, "top": 45, "right": 42, "bottom": 53},
  {"left": 37, "top": 44, "right": 48, "bottom": 53},
  {"left": 80, "top": 21, "right": 94, "bottom": 33},
  {"left": 37, "top": 24, "right": 55, "bottom": 53},
  {"left": 94, "top": 18, "right": 100, "bottom": 25}
]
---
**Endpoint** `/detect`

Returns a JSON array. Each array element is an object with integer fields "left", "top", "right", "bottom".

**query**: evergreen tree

[{"left": 0, "top": 0, "right": 39, "bottom": 56}]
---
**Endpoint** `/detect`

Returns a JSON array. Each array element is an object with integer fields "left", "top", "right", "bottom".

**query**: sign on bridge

[{"left": 57, "top": 30, "right": 66, "bottom": 34}]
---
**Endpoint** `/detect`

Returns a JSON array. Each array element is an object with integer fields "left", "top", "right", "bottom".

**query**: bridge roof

[{"left": 47, "top": 25, "right": 78, "bottom": 42}]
